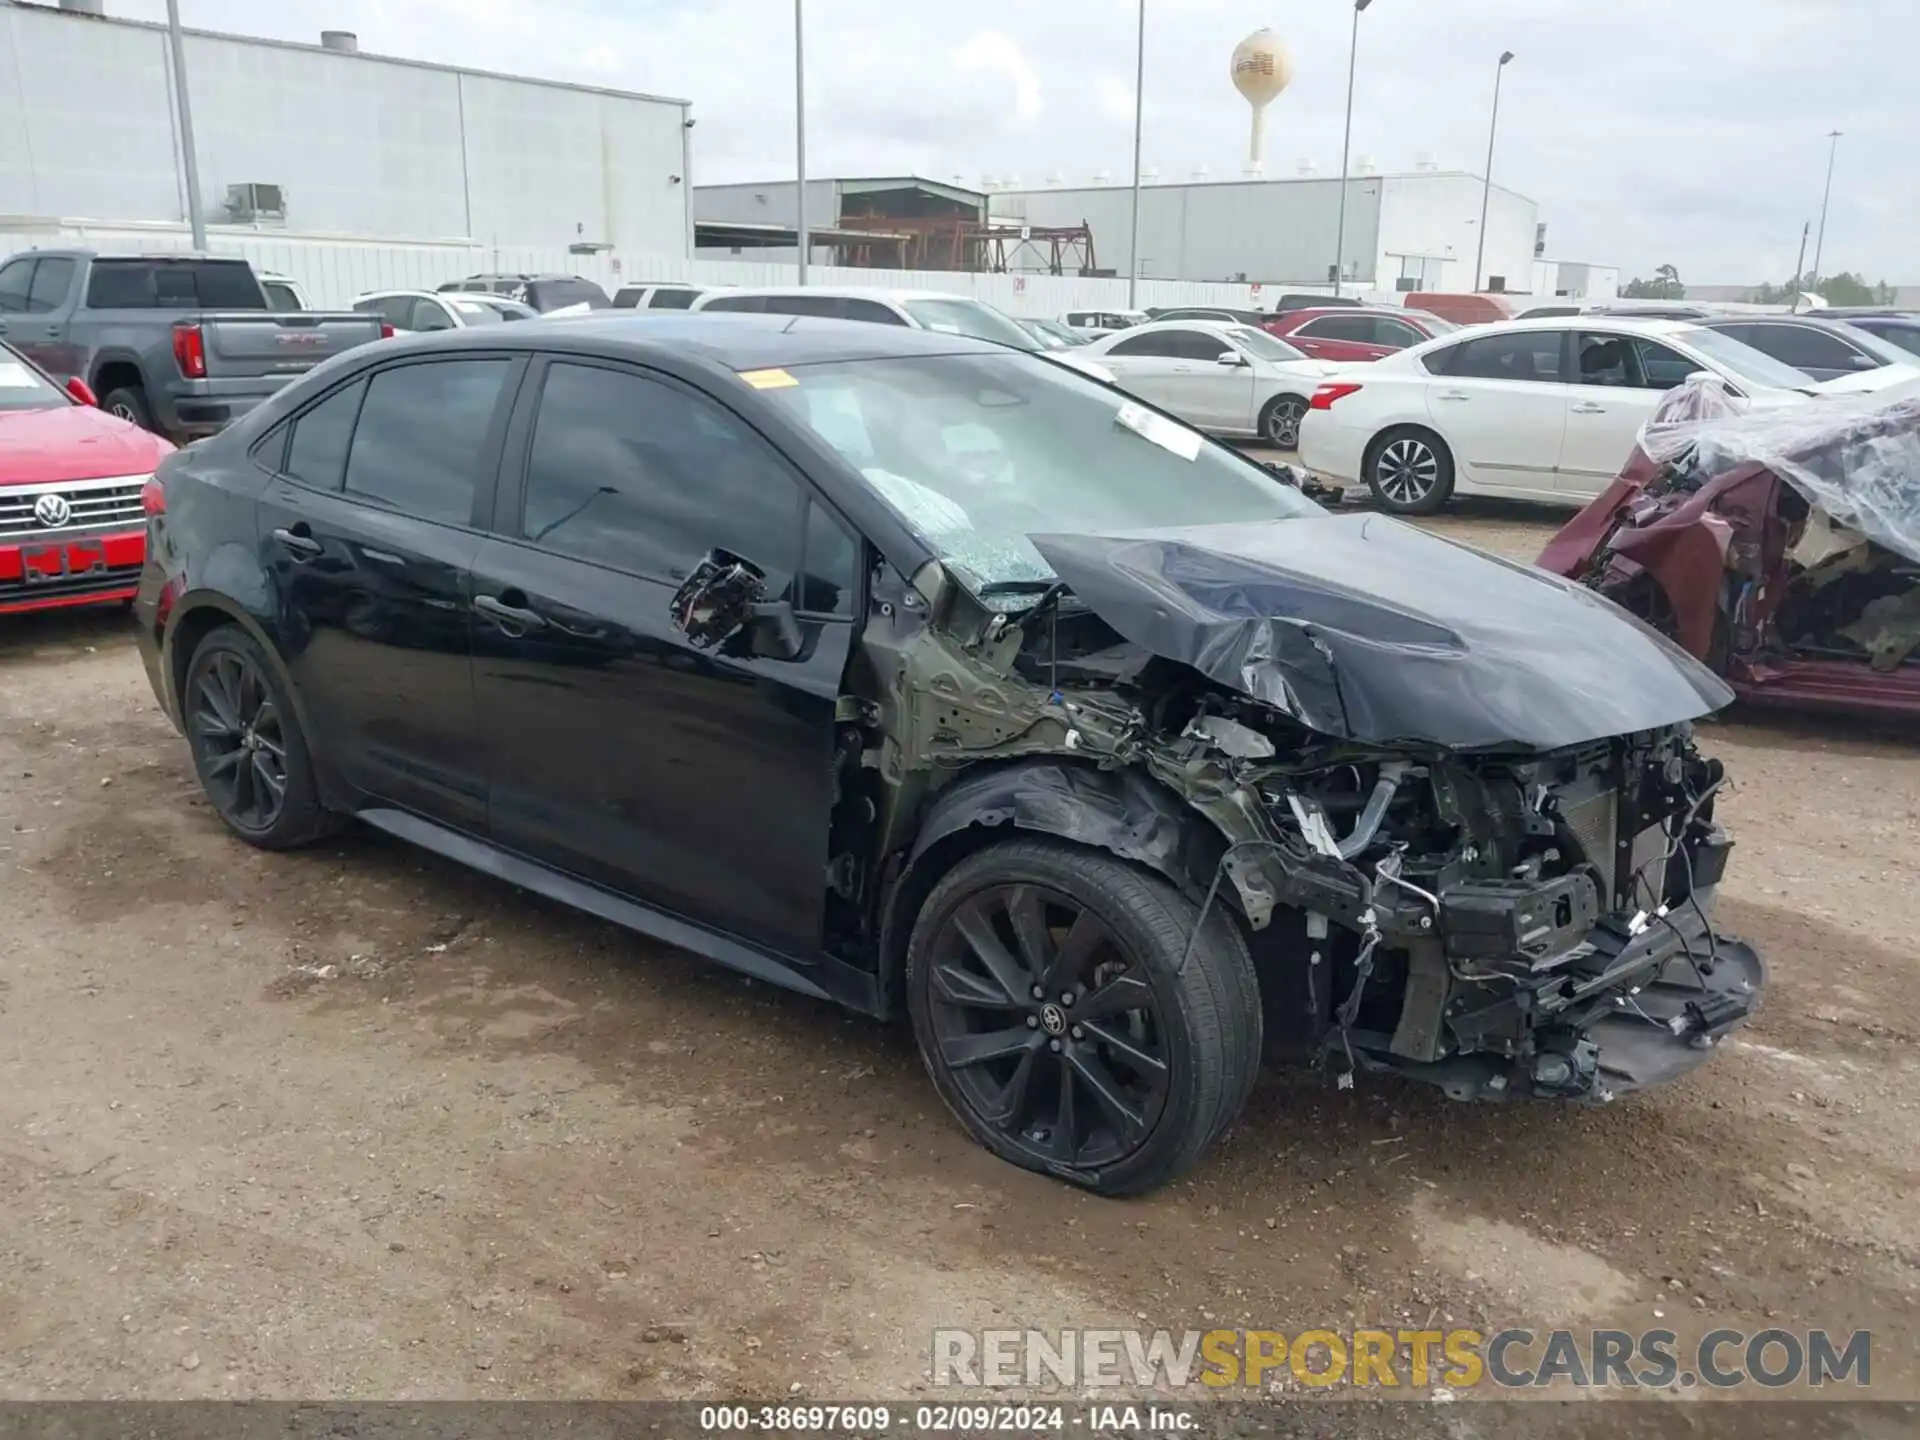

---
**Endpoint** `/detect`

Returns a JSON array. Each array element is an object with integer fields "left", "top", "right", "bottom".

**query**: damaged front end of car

[{"left": 844, "top": 512, "right": 1764, "bottom": 1105}]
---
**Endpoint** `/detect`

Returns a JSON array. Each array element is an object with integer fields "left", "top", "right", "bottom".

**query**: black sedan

[
  {"left": 1695, "top": 314, "right": 1919, "bottom": 382},
  {"left": 132, "top": 314, "right": 1764, "bottom": 1193}
]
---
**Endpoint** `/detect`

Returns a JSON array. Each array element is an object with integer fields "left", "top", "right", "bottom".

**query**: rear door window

[
  {"left": 701, "top": 294, "right": 766, "bottom": 313},
  {"left": 25, "top": 257, "right": 76, "bottom": 312},
  {"left": 343, "top": 360, "right": 513, "bottom": 526},
  {"left": 1105, "top": 331, "right": 1185, "bottom": 358},
  {"left": 647, "top": 288, "right": 700, "bottom": 310},
  {"left": 1441, "top": 331, "right": 1566, "bottom": 382},
  {"left": 282, "top": 379, "right": 368, "bottom": 491},
  {"left": 764, "top": 294, "right": 846, "bottom": 319}
]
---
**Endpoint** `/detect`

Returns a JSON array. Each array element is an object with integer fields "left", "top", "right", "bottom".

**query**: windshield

[
  {"left": 761, "top": 352, "right": 1321, "bottom": 597},
  {"left": 1673, "top": 326, "right": 1823, "bottom": 391},
  {"left": 473, "top": 298, "right": 534, "bottom": 321},
  {"left": 0, "top": 346, "right": 68, "bottom": 413},
  {"left": 1016, "top": 318, "right": 1082, "bottom": 351},
  {"left": 1416, "top": 314, "right": 1460, "bottom": 334},
  {"left": 902, "top": 298, "right": 1039, "bottom": 351},
  {"left": 446, "top": 298, "right": 506, "bottom": 325},
  {"left": 1227, "top": 326, "right": 1307, "bottom": 362}
]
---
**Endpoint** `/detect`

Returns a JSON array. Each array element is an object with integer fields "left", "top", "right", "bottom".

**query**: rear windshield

[
  {"left": 85, "top": 259, "right": 266, "bottom": 310},
  {"left": 526, "top": 278, "right": 611, "bottom": 311}
]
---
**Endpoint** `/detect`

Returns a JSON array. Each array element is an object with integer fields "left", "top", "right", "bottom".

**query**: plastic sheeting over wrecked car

[
  {"left": 1030, "top": 516, "right": 1733, "bottom": 751},
  {"left": 1637, "top": 377, "right": 1920, "bottom": 565}
]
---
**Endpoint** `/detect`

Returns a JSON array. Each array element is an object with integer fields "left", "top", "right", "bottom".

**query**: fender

[
  {"left": 87, "top": 346, "right": 149, "bottom": 393},
  {"left": 160, "top": 586, "right": 336, "bottom": 799},
  {"left": 876, "top": 759, "right": 1227, "bottom": 1007}
]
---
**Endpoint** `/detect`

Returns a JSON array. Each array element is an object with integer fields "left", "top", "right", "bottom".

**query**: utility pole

[
  {"left": 1810, "top": 129, "right": 1842, "bottom": 291},
  {"left": 794, "top": 0, "right": 809, "bottom": 285},
  {"left": 1789, "top": 220, "right": 1810, "bottom": 313},
  {"left": 1126, "top": 0, "right": 1146, "bottom": 309},
  {"left": 1472, "top": 50, "right": 1514, "bottom": 293},
  {"left": 1332, "top": 0, "right": 1373, "bottom": 300},
  {"left": 164, "top": 0, "right": 207, "bottom": 249}
]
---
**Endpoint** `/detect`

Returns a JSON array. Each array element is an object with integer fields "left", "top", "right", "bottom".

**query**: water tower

[{"left": 1230, "top": 28, "right": 1294, "bottom": 175}]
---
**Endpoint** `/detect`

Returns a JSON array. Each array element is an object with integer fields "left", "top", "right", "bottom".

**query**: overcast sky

[{"left": 113, "top": 0, "right": 1914, "bottom": 284}]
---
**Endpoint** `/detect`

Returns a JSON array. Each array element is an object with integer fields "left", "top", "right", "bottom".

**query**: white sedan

[
  {"left": 1078, "top": 320, "right": 1336, "bottom": 448},
  {"left": 1294, "top": 315, "right": 1914, "bottom": 514}
]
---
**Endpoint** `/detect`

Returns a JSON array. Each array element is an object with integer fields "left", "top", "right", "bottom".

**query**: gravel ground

[{"left": 2, "top": 500, "right": 1917, "bottom": 1423}]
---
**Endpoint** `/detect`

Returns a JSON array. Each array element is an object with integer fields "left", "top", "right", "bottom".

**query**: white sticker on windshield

[
  {"left": 1114, "top": 400, "right": 1202, "bottom": 461},
  {"left": 0, "top": 361, "right": 38, "bottom": 389}
]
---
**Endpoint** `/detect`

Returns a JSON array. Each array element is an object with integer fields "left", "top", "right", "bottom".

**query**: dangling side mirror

[{"left": 668, "top": 549, "right": 803, "bottom": 660}]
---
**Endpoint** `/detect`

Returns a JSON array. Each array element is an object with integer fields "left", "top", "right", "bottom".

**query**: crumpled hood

[{"left": 1028, "top": 515, "right": 1734, "bottom": 751}]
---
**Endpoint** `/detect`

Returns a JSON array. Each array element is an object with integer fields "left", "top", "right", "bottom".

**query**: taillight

[
  {"left": 1310, "top": 382, "right": 1363, "bottom": 410},
  {"left": 380, "top": 322, "right": 395, "bottom": 340},
  {"left": 172, "top": 322, "right": 207, "bottom": 379},
  {"left": 140, "top": 477, "right": 166, "bottom": 515}
]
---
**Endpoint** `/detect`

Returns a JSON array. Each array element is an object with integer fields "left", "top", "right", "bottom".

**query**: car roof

[
  {"left": 700, "top": 286, "right": 980, "bottom": 304},
  {"left": 367, "top": 311, "right": 1007, "bottom": 369},
  {"left": 1698, "top": 314, "right": 1857, "bottom": 331},
  {"left": 1477, "top": 315, "right": 1697, "bottom": 338},
  {"left": 1111, "top": 318, "right": 1246, "bottom": 335},
  {"left": 1284, "top": 306, "right": 1424, "bottom": 320}
]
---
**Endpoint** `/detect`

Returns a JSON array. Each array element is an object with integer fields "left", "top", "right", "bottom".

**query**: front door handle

[
  {"left": 270, "top": 525, "right": 322, "bottom": 559},
  {"left": 474, "top": 593, "right": 548, "bottom": 631},
  {"left": 1434, "top": 390, "right": 1470, "bottom": 402},
  {"left": 1571, "top": 402, "right": 1608, "bottom": 414}
]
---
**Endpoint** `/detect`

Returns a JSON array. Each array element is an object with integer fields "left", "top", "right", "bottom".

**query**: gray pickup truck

[{"left": 0, "top": 249, "right": 386, "bottom": 443}]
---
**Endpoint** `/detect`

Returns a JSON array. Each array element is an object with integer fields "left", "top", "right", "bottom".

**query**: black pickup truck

[{"left": 0, "top": 249, "right": 386, "bottom": 443}]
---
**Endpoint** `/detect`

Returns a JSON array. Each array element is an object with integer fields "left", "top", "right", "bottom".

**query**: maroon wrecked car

[{"left": 1540, "top": 379, "right": 1920, "bottom": 721}]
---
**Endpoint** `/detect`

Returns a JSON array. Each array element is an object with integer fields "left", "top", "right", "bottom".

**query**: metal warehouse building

[
  {"left": 0, "top": 0, "right": 693, "bottom": 255},
  {"left": 991, "top": 167, "right": 1594, "bottom": 297}
]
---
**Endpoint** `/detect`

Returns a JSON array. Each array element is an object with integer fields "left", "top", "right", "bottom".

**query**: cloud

[
  {"left": 955, "top": 31, "right": 1043, "bottom": 128},
  {"left": 106, "top": 0, "right": 1917, "bottom": 283}
]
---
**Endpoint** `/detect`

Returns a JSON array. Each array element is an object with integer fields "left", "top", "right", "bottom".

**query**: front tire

[
  {"left": 1259, "top": 394, "right": 1309, "bottom": 450},
  {"left": 907, "top": 839, "right": 1261, "bottom": 1196},
  {"left": 1364, "top": 426, "right": 1456, "bottom": 515},
  {"left": 183, "top": 625, "right": 342, "bottom": 850}
]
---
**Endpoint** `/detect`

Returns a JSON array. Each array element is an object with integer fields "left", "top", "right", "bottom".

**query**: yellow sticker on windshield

[{"left": 739, "top": 368, "right": 800, "bottom": 390}]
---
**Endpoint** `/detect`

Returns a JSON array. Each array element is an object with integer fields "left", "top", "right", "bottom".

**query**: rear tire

[
  {"left": 183, "top": 625, "right": 343, "bottom": 850},
  {"left": 1258, "top": 394, "right": 1309, "bottom": 450},
  {"left": 1364, "top": 426, "right": 1455, "bottom": 515},
  {"left": 101, "top": 385, "right": 155, "bottom": 433},
  {"left": 906, "top": 838, "right": 1261, "bottom": 1196}
]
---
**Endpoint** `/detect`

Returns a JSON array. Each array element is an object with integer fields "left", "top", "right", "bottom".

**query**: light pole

[
  {"left": 1472, "top": 50, "right": 1513, "bottom": 293},
  {"left": 164, "top": 0, "right": 207, "bottom": 249},
  {"left": 1126, "top": 0, "right": 1146, "bottom": 308},
  {"left": 1332, "top": 0, "right": 1373, "bottom": 300},
  {"left": 1810, "top": 129, "right": 1842, "bottom": 289},
  {"left": 794, "top": 0, "right": 809, "bottom": 286}
]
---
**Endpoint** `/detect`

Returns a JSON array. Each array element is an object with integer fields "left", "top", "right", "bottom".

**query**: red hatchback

[
  {"left": 1264, "top": 307, "right": 1455, "bottom": 362},
  {"left": 0, "top": 342, "right": 173, "bottom": 616}
]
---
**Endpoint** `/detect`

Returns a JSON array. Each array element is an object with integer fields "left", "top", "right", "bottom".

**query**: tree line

[{"left": 1619, "top": 265, "right": 1898, "bottom": 307}]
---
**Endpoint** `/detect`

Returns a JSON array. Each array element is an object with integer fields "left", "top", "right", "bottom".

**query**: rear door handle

[
  {"left": 474, "top": 593, "right": 548, "bottom": 630},
  {"left": 1571, "top": 402, "right": 1608, "bottom": 414},
  {"left": 1435, "top": 390, "right": 1470, "bottom": 402},
  {"left": 270, "top": 525, "right": 322, "bottom": 559}
]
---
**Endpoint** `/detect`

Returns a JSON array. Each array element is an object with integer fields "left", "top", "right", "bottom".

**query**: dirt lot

[{"left": 2, "top": 501, "right": 1917, "bottom": 1420}]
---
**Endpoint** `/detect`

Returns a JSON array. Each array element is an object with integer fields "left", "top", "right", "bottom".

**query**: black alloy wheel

[
  {"left": 1261, "top": 394, "right": 1308, "bottom": 449},
  {"left": 925, "top": 882, "right": 1170, "bottom": 1170},
  {"left": 908, "top": 840, "right": 1262, "bottom": 1195},
  {"left": 184, "top": 626, "right": 342, "bottom": 849},
  {"left": 190, "top": 647, "right": 290, "bottom": 832}
]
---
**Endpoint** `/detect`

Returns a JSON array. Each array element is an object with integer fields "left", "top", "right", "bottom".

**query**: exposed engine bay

[{"left": 842, "top": 517, "right": 1764, "bottom": 1106}]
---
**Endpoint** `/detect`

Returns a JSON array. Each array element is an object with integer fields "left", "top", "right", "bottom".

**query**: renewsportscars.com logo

[{"left": 932, "top": 1327, "right": 1872, "bottom": 1392}]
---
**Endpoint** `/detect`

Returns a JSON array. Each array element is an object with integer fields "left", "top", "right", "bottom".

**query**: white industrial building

[
  {"left": 0, "top": 0, "right": 693, "bottom": 255},
  {"left": 992, "top": 167, "right": 1616, "bottom": 301}
]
